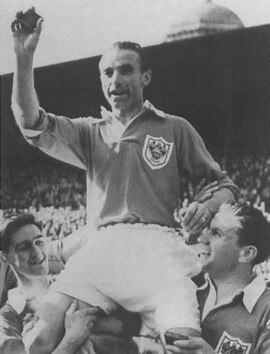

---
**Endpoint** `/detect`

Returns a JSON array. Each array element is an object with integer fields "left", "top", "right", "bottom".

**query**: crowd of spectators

[{"left": 2, "top": 155, "right": 270, "bottom": 238}]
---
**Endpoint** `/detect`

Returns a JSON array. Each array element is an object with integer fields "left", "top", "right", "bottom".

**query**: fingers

[
  {"left": 203, "top": 180, "right": 219, "bottom": 190},
  {"left": 166, "top": 345, "right": 181, "bottom": 353},
  {"left": 182, "top": 202, "right": 199, "bottom": 226},
  {"left": 34, "top": 18, "right": 44, "bottom": 35},
  {"left": 194, "top": 178, "right": 206, "bottom": 195},
  {"left": 11, "top": 14, "right": 43, "bottom": 35},
  {"left": 183, "top": 202, "right": 211, "bottom": 234},
  {"left": 79, "top": 307, "right": 100, "bottom": 317},
  {"left": 67, "top": 299, "right": 78, "bottom": 314},
  {"left": 11, "top": 19, "right": 22, "bottom": 33},
  {"left": 194, "top": 181, "right": 219, "bottom": 203},
  {"left": 166, "top": 339, "right": 201, "bottom": 353}
]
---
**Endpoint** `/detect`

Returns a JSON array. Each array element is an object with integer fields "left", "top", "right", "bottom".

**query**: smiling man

[
  {"left": 11, "top": 12, "right": 238, "bottom": 353},
  {"left": 167, "top": 203, "right": 270, "bottom": 354}
]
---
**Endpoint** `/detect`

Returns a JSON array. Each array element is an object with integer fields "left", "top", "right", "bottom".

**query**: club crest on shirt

[
  {"left": 216, "top": 331, "right": 252, "bottom": 354},
  {"left": 142, "top": 134, "right": 174, "bottom": 170}
]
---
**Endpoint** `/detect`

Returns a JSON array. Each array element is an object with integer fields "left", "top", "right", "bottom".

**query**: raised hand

[{"left": 11, "top": 8, "right": 43, "bottom": 57}]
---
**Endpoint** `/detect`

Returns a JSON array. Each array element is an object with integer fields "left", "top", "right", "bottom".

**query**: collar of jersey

[
  {"left": 98, "top": 101, "right": 166, "bottom": 148},
  {"left": 7, "top": 287, "right": 28, "bottom": 314},
  {"left": 7, "top": 276, "right": 55, "bottom": 315},
  {"left": 199, "top": 273, "right": 267, "bottom": 313},
  {"left": 99, "top": 100, "right": 166, "bottom": 123}
]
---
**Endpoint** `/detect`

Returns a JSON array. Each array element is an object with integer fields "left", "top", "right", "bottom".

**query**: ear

[
  {"left": 238, "top": 246, "right": 257, "bottom": 264},
  {"left": 142, "top": 69, "right": 152, "bottom": 88}
]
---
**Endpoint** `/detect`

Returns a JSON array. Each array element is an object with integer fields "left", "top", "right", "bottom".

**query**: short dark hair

[
  {"left": 235, "top": 204, "right": 270, "bottom": 265},
  {"left": 0, "top": 214, "right": 42, "bottom": 254},
  {"left": 103, "top": 41, "right": 151, "bottom": 72}
]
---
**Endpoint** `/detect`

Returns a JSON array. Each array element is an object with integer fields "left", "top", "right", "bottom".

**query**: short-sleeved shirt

[
  {"left": 197, "top": 274, "right": 270, "bottom": 354},
  {"left": 16, "top": 101, "right": 238, "bottom": 229}
]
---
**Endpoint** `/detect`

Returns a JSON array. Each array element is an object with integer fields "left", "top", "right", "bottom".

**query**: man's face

[
  {"left": 99, "top": 48, "right": 150, "bottom": 115},
  {"left": 6, "top": 224, "right": 49, "bottom": 277},
  {"left": 197, "top": 206, "right": 242, "bottom": 277}
]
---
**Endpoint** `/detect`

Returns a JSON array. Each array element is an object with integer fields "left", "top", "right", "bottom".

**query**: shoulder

[
  {"left": 257, "top": 287, "right": 270, "bottom": 310},
  {"left": 161, "top": 112, "right": 198, "bottom": 136},
  {"left": 252, "top": 287, "right": 270, "bottom": 327},
  {"left": 0, "top": 302, "right": 22, "bottom": 331}
]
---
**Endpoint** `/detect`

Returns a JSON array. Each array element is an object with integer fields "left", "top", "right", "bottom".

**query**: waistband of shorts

[{"left": 100, "top": 222, "right": 177, "bottom": 234}]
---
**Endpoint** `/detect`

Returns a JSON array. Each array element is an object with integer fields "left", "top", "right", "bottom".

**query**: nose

[
  {"left": 111, "top": 70, "right": 122, "bottom": 85},
  {"left": 197, "top": 228, "right": 210, "bottom": 244},
  {"left": 30, "top": 243, "right": 41, "bottom": 257}
]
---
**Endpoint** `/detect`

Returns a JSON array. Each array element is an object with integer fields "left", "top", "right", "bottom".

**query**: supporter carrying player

[
  {"left": 167, "top": 203, "right": 270, "bottom": 354},
  {"left": 11, "top": 11, "right": 238, "bottom": 353}
]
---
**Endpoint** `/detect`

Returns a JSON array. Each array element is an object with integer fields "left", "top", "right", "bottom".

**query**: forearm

[
  {"left": 12, "top": 54, "right": 40, "bottom": 128},
  {"left": 51, "top": 336, "right": 80, "bottom": 354}
]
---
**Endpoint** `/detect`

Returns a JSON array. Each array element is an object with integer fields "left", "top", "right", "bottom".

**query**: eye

[
  {"left": 16, "top": 242, "right": 31, "bottom": 252},
  {"left": 210, "top": 228, "right": 220, "bottom": 237},
  {"left": 120, "top": 64, "right": 133, "bottom": 75},
  {"left": 35, "top": 240, "right": 44, "bottom": 246},
  {"left": 104, "top": 69, "right": 113, "bottom": 78}
]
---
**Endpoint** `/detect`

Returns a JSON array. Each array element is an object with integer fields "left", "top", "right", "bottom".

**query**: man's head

[
  {"left": 0, "top": 214, "right": 49, "bottom": 277},
  {"left": 198, "top": 203, "right": 270, "bottom": 278},
  {"left": 99, "top": 42, "right": 152, "bottom": 116}
]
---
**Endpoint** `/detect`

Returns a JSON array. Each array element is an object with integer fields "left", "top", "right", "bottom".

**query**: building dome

[{"left": 165, "top": 0, "right": 244, "bottom": 42}]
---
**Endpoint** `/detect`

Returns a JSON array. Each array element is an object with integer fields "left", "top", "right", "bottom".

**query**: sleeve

[
  {"left": 16, "top": 108, "right": 92, "bottom": 170},
  {"left": 0, "top": 304, "right": 24, "bottom": 352},
  {"left": 178, "top": 118, "right": 239, "bottom": 199},
  {"left": 0, "top": 261, "right": 17, "bottom": 308},
  {"left": 47, "top": 240, "right": 65, "bottom": 275},
  {"left": 254, "top": 306, "right": 270, "bottom": 354}
]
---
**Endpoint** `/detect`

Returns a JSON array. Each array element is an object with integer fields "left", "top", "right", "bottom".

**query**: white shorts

[{"left": 51, "top": 224, "right": 201, "bottom": 334}]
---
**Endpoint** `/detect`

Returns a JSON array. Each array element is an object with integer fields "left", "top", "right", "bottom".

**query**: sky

[{"left": 1, "top": 0, "right": 270, "bottom": 75}]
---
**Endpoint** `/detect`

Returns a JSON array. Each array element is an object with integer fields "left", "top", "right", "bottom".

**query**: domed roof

[{"left": 165, "top": 0, "right": 244, "bottom": 42}]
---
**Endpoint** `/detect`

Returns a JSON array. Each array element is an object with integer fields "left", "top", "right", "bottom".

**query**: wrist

[
  {"left": 16, "top": 53, "right": 34, "bottom": 68},
  {"left": 56, "top": 335, "right": 81, "bottom": 353}
]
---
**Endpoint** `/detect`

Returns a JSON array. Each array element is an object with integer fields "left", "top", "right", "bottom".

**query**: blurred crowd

[{"left": 1, "top": 154, "right": 270, "bottom": 238}]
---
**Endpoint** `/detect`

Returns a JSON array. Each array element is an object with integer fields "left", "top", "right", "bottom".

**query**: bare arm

[
  {"left": 11, "top": 12, "right": 43, "bottom": 128},
  {"left": 52, "top": 301, "right": 98, "bottom": 354}
]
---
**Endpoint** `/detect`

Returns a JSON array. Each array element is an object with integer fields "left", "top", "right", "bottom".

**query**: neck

[
  {"left": 16, "top": 272, "right": 50, "bottom": 299},
  {"left": 113, "top": 103, "right": 144, "bottom": 125},
  {"left": 211, "top": 268, "right": 253, "bottom": 304}
]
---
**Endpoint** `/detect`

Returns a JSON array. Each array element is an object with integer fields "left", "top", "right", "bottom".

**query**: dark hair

[
  {"left": 0, "top": 214, "right": 42, "bottom": 253},
  {"left": 103, "top": 41, "right": 151, "bottom": 72},
  {"left": 235, "top": 204, "right": 270, "bottom": 265}
]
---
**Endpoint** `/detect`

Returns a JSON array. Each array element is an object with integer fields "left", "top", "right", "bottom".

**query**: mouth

[
  {"left": 198, "top": 251, "right": 211, "bottom": 258},
  {"left": 28, "top": 255, "right": 46, "bottom": 266},
  {"left": 109, "top": 90, "right": 127, "bottom": 99}
]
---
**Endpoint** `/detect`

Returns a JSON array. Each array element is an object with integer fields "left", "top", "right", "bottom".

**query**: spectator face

[
  {"left": 5, "top": 224, "right": 49, "bottom": 277},
  {"left": 99, "top": 48, "right": 151, "bottom": 115},
  {"left": 197, "top": 207, "right": 243, "bottom": 278}
]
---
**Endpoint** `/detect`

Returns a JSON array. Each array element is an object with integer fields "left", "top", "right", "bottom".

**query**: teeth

[
  {"left": 28, "top": 256, "right": 45, "bottom": 265},
  {"left": 198, "top": 251, "right": 211, "bottom": 257}
]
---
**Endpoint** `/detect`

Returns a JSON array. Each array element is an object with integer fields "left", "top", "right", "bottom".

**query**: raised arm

[{"left": 11, "top": 10, "right": 43, "bottom": 128}]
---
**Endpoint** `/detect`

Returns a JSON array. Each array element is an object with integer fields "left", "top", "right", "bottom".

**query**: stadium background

[{"left": 1, "top": 24, "right": 270, "bottom": 244}]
